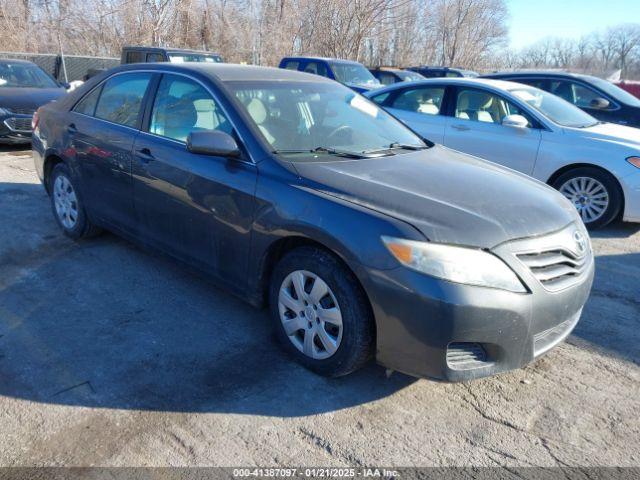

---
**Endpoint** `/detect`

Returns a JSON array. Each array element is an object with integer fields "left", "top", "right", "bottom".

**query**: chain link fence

[{"left": 0, "top": 52, "right": 119, "bottom": 82}]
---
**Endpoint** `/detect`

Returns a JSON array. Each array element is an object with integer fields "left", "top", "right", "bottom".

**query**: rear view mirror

[
  {"left": 187, "top": 131, "right": 241, "bottom": 158},
  {"left": 590, "top": 97, "right": 610, "bottom": 110},
  {"left": 502, "top": 114, "right": 529, "bottom": 129}
]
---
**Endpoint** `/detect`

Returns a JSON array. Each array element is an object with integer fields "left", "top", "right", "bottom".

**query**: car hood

[
  {"left": 565, "top": 122, "right": 640, "bottom": 148},
  {"left": 293, "top": 146, "right": 578, "bottom": 249},
  {"left": 0, "top": 87, "right": 67, "bottom": 111}
]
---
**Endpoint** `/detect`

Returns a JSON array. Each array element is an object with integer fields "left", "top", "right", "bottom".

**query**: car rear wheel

[
  {"left": 269, "top": 246, "right": 374, "bottom": 377},
  {"left": 553, "top": 167, "right": 622, "bottom": 229},
  {"left": 50, "top": 163, "right": 101, "bottom": 239}
]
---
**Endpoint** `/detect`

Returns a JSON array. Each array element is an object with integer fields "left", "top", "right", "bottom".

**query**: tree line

[{"left": 1, "top": 0, "right": 639, "bottom": 79}]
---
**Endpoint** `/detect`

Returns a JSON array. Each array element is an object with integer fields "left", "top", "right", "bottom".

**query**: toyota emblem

[{"left": 573, "top": 230, "right": 587, "bottom": 256}]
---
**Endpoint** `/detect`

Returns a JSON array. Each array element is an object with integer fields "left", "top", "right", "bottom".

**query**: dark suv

[
  {"left": 483, "top": 71, "right": 640, "bottom": 128},
  {"left": 121, "top": 46, "right": 224, "bottom": 64}
]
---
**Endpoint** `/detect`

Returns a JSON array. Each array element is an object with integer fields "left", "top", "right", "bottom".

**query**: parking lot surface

[{"left": 0, "top": 147, "right": 639, "bottom": 467}]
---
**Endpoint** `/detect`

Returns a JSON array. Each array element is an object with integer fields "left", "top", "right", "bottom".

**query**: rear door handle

[
  {"left": 451, "top": 124, "right": 470, "bottom": 131},
  {"left": 67, "top": 123, "right": 77, "bottom": 134},
  {"left": 136, "top": 147, "right": 154, "bottom": 162}
]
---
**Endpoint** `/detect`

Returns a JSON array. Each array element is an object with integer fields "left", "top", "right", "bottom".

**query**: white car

[{"left": 365, "top": 78, "right": 640, "bottom": 228}]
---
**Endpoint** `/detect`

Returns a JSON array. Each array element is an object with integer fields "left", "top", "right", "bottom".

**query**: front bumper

[
  {"left": 364, "top": 223, "right": 594, "bottom": 382},
  {"left": 0, "top": 111, "right": 34, "bottom": 144},
  {"left": 621, "top": 170, "right": 640, "bottom": 223}
]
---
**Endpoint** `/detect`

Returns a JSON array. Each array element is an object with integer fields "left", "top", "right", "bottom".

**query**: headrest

[{"left": 247, "top": 98, "right": 267, "bottom": 125}]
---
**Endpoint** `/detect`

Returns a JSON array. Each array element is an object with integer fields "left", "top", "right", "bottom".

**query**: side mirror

[
  {"left": 590, "top": 97, "right": 610, "bottom": 110},
  {"left": 502, "top": 114, "right": 529, "bottom": 129},
  {"left": 187, "top": 130, "right": 241, "bottom": 158}
]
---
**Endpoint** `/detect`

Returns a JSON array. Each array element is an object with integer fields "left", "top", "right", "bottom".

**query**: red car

[{"left": 616, "top": 81, "right": 640, "bottom": 99}]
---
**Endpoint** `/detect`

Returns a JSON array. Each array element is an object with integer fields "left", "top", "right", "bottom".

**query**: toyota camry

[{"left": 32, "top": 64, "right": 594, "bottom": 381}]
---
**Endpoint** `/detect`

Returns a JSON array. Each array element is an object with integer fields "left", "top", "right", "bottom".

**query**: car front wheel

[
  {"left": 269, "top": 246, "right": 374, "bottom": 377},
  {"left": 553, "top": 167, "right": 623, "bottom": 229}
]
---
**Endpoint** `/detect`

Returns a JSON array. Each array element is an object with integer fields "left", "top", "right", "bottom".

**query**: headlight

[
  {"left": 382, "top": 236, "right": 526, "bottom": 293},
  {"left": 0, "top": 107, "right": 11, "bottom": 115}
]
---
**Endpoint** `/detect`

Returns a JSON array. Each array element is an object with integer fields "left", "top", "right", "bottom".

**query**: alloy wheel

[
  {"left": 559, "top": 176, "right": 609, "bottom": 224},
  {"left": 278, "top": 270, "right": 343, "bottom": 360},
  {"left": 53, "top": 174, "right": 79, "bottom": 229}
]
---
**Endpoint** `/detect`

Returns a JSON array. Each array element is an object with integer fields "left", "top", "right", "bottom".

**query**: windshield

[
  {"left": 583, "top": 75, "right": 640, "bottom": 107},
  {"left": 510, "top": 87, "right": 598, "bottom": 128},
  {"left": 0, "top": 62, "right": 58, "bottom": 88},
  {"left": 397, "top": 71, "right": 425, "bottom": 82},
  {"left": 169, "top": 54, "right": 223, "bottom": 63},
  {"left": 330, "top": 63, "right": 380, "bottom": 86},
  {"left": 228, "top": 81, "right": 425, "bottom": 157}
]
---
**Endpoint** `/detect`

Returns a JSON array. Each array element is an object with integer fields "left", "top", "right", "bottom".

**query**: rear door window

[
  {"left": 94, "top": 73, "right": 152, "bottom": 128},
  {"left": 146, "top": 53, "right": 165, "bottom": 62},
  {"left": 376, "top": 72, "right": 397, "bottom": 85},
  {"left": 125, "top": 51, "right": 144, "bottom": 64},
  {"left": 283, "top": 61, "right": 300, "bottom": 70},
  {"left": 303, "top": 62, "right": 329, "bottom": 77},
  {"left": 73, "top": 86, "right": 102, "bottom": 116}
]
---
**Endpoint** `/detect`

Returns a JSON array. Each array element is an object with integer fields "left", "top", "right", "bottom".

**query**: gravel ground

[{"left": 0, "top": 147, "right": 639, "bottom": 467}]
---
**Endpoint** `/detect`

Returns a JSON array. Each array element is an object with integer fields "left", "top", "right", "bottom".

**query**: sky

[{"left": 507, "top": 0, "right": 640, "bottom": 49}]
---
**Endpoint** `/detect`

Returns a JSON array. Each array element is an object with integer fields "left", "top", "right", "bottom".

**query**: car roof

[
  {"left": 0, "top": 58, "right": 37, "bottom": 65},
  {"left": 484, "top": 70, "right": 589, "bottom": 79},
  {"left": 123, "top": 46, "right": 221, "bottom": 55},
  {"left": 115, "top": 62, "right": 337, "bottom": 84},
  {"left": 281, "top": 56, "right": 362, "bottom": 65},
  {"left": 365, "top": 77, "right": 528, "bottom": 95}
]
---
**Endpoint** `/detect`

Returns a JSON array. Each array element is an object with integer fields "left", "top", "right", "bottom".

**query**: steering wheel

[{"left": 326, "top": 125, "right": 354, "bottom": 142}]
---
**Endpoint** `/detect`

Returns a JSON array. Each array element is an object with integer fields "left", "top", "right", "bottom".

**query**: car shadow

[
  {"left": 0, "top": 181, "right": 637, "bottom": 416},
  {"left": 0, "top": 145, "right": 31, "bottom": 155},
  {"left": 590, "top": 222, "right": 640, "bottom": 239},
  {"left": 0, "top": 181, "right": 416, "bottom": 416}
]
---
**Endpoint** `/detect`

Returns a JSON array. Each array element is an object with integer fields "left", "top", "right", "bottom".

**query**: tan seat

[{"left": 246, "top": 98, "right": 275, "bottom": 145}]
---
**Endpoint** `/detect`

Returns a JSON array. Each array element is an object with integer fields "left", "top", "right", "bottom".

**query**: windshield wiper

[
  {"left": 388, "top": 142, "right": 428, "bottom": 151},
  {"left": 363, "top": 142, "right": 428, "bottom": 154},
  {"left": 273, "top": 147, "right": 371, "bottom": 159}
]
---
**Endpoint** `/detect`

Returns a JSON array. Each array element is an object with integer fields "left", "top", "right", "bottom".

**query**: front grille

[
  {"left": 9, "top": 108, "right": 35, "bottom": 115},
  {"left": 4, "top": 117, "right": 33, "bottom": 132},
  {"left": 517, "top": 248, "right": 590, "bottom": 292},
  {"left": 446, "top": 342, "right": 490, "bottom": 370},
  {"left": 510, "top": 223, "right": 593, "bottom": 292}
]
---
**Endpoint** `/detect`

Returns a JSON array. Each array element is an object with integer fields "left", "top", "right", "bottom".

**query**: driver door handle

[
  {"left": 451, "top": 124, "right": 470, "bottom": 131},
  {"left": 136, "top": 147, "right": 155, "bottom": 163},
  {"left": 67, "top": 123, "right": 77, "bottom": 134}
]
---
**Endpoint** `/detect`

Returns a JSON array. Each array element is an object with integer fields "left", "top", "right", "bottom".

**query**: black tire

[
  {"left": 49, "top": 163, "right": 102, "bottom": 240},
  {"left": 552, "top": 167, "right": 623, "bottom": 230},
  {"left": 269, "top": 246, "right": 375, "bottom": 377}
]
